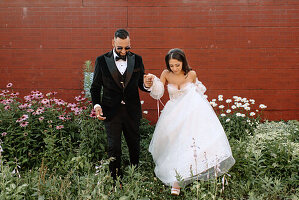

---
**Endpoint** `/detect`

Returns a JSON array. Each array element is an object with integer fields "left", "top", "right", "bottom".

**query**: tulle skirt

[{"left": 149, "top": 85, "right": 235, "bottom": 186}]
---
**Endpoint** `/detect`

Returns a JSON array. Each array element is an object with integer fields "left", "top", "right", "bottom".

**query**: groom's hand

[{"left": 95, "top": 107, "right": 106, "bottom": 120}]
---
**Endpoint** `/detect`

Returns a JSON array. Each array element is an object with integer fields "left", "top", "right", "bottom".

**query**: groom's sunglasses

[{"left": 116, "top": 46, "right": 131, "bottom": 51}]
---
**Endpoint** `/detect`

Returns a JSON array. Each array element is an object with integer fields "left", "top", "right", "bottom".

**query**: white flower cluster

[
  {"left": 209, "top": 95, "right": 267, "bottom": 119},
  {"left": 140, "top": 95, "right": 267, "bottom": 119}
]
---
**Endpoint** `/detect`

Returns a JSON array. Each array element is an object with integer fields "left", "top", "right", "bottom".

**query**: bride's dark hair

[{"left": 165, "top": 48, "right": 191, "bottom": 75}]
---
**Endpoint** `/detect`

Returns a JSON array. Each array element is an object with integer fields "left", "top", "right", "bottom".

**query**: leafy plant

[
  {"left": 1, "top": 82, "right": 298, "bottom": 199},
  {"left": 210, "top": 95, "right": 265, "bottom": 140},
  {"left": 83, "top": 60, "right": 94, "bottom": 97}
]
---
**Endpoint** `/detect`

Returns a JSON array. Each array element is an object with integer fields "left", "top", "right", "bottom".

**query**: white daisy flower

[
  {"left": 244, "top": 107, "right": 250, "bottom": 111},
  {"left": 226, "top": 99, "right": 232, "bottom": 103},
  {"left": 259, "top": 104, "right": 267, "bottom": 109},
  {"left": 249, "top": 99, "right": 255, "bottom": 104},
  {"left": 241, "top": 98, "right": 247, "bottom": 103}
]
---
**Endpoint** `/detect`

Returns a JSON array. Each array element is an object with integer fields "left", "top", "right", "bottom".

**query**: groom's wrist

[{"left": 143, "top": 84, "right": 152, "bottom": 91}]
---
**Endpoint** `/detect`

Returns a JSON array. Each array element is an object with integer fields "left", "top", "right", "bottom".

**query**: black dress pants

[{"left": 103, "top": 105, "right": 140, "bottom": 180}]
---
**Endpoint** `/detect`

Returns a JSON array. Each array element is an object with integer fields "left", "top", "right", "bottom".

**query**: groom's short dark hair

[{"left": 114, "top": 29, "right": 129, "bottom": 39}]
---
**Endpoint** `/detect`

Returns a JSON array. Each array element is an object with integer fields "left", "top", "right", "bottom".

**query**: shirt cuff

[
  {"left": 143, "top": 84, "right": 152, "bottom": 91},
  {"left": 94, "top": 104, "right": 101, "bottom": 110}
]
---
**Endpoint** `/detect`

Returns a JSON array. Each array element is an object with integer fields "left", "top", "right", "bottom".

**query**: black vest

[{"left": 117, "top": 69, "right": 127, "bottom": 102}]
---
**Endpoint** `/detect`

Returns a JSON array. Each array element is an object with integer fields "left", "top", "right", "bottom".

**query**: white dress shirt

[{"left": 113, "top": 50, "right": 127, "bottom": 75}]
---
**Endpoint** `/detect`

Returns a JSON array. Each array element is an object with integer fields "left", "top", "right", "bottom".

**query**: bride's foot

[{"left": 171, "top": 187, "right": 180, "bottom": 196}]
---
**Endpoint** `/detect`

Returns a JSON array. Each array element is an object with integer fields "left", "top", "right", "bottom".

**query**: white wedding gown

[{"left": 148, "top": 77, "right": 235, "bottom": 186}]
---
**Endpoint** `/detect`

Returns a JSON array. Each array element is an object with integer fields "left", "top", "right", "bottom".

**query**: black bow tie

[{"left": 115, "top": 56, "right": 126, "bottom": 61}]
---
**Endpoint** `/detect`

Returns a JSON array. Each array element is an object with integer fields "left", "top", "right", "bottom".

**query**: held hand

[
  {"left": 144, "top": 74, "right": 154, "bottom": 88},
  {"left": 95, "top": 107, "right": 106, "bottom": 120}
]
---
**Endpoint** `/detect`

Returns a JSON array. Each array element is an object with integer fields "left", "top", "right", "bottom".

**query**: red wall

[{"left": 0, "top": 0, "right": 298, "bottom": 122}]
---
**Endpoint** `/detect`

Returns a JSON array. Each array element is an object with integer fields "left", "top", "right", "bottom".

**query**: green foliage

[
  {"left": 226, "top": 120, "right": 299, "bottom": 199},
  {"left": 83, "top": 60, "right": 94, "bottom": 98},
  {"left": 77, "top": 116, "right": 108, "bottom": 163},
  {"left": 0, "top": 164, "right": 28, "bottom": 200},
  {"left": 0, "top": 84, "right": 298, "bottom": 199},
  {"left": 83, "top": 60, "right": 94, "bottom": 73},
  {"left": 0, "top": 85, "right": 96, "bottom": 171}
]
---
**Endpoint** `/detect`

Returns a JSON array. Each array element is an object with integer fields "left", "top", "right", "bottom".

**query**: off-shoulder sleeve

[
  {"left": 195, "top": 78, "right": 207, "bottom": 95},
  {"left": 149, "top": 75, "right": 164, "bottom": 100}
]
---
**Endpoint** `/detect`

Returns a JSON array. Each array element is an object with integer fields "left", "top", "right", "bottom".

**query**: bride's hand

[{"left": 144, "top": 74, "right": 154, "bottom": 88}]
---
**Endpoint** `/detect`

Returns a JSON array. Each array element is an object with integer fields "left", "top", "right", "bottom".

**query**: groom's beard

[{"left": 114, "top": 48, "right": 127, "bottom": 57}]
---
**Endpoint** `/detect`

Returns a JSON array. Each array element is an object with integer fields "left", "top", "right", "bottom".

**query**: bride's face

[{"left": 169, "top": 59, "right": 183, "bottom": 74}]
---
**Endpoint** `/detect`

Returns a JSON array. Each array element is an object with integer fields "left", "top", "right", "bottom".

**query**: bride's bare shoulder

[
  {"left": 161, "top": 69, "right": 169, "bottom": 75},
  {"left": 187, "top": 70, "right": 197, "bottom": 83},
  {"left": 187, "top": 70, "right": 197, "bottom": 80},
  {"left": 160, "top": 69, "right": 170, "bottom": 83},
  {"left": 160, "top": 69, "right": 170, "bottom": 78},
  {"left": 188, "top": 70, "right": 196, "bottom": 76}
]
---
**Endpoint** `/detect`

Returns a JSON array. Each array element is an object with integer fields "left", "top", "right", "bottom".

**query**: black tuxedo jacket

[{"left": 90, "top": 50, "right": 149, "bottom": 121}]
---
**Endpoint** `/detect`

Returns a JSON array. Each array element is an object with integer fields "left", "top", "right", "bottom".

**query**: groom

[{"left": 90, "top": 29, "right": 152, "bottom": 180}]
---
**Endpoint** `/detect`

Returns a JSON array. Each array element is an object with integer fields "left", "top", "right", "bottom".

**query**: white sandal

[{"left": 171, "top": 187, "right": 180, "bottom": 196}]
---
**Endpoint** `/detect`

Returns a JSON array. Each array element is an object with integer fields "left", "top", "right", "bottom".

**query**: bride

[{"left": 147, "top": 48, "right": 235, "bottom": 196}]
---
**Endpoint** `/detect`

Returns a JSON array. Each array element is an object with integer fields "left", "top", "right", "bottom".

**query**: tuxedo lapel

[
  {"left": 104, "top": 51, "right": 122, "bottom": 89},
  {"left": 125, "top": 53, "right": 135, "bottom": 88}
]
